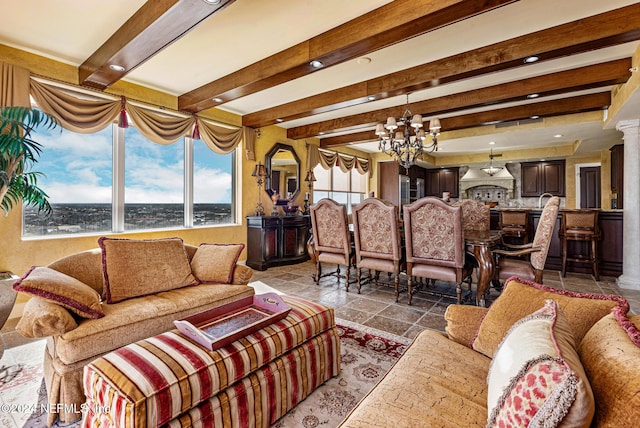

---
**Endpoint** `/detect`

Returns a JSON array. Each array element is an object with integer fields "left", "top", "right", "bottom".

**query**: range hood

[{"left": 460, "top": 166, "right": 515, "bottom": 194}]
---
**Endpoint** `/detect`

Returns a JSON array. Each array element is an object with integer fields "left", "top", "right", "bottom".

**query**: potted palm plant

[{"left": 0, "top": 106, "right": 59, "bottom": 217}]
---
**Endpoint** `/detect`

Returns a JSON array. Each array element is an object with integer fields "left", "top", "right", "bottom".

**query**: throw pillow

[
  {"left": 471, "top": 277, "right": 628, "bottom": 358},
  {"left": 99, "top": 237, "right": 198, "bottom": 303},
  {"left": 13, "top": 266, "right": 104, "bottom": 319},
  {"left": 190, "top": 243, "right": 244, "bottom": 284},
  {"left": 487, "top": 300, "right": 594, "bottom": 427}
]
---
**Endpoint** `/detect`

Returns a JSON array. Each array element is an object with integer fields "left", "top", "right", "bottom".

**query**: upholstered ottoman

[{"left": 82, "top": 296, "right": 340, "bottom": 427}]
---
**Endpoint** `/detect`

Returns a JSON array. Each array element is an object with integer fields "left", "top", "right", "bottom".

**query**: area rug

[{"left": 0, "top": 319, "right": 411, "bottom": 428}]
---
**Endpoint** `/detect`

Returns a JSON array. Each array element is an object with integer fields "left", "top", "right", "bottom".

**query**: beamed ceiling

[{"left": 2, "top": 0, "right": 640, "bottom": 165}]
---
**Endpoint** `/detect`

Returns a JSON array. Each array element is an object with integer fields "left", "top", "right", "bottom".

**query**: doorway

[{"left": 576, "top": 164, "right": 601, "bottom": 208}]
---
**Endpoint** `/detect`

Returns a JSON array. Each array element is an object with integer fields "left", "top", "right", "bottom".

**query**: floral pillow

[{"left": 487, "top": 300, "right": 594, "bottom": 427}]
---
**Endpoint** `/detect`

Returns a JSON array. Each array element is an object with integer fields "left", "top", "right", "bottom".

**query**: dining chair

[
  {"left": 499, "top": 209, "right": 530, "bottom": 245},
  {"left": 352, "top": 198, "right": 402, "bottom": 300},
  {"left": 403, "top": 197, "right": 470, "bottom": 305},
  {"left": 492, "top": 196, "right": 560, "bottom": 284},
  {"left": 309, "top": 198, "right": 355, "bottom": 290},
  {"left": 452, "top": 199, "right": 490, "bottom": 298},
  {"left": 452, "top": 199, "right": 490, "bottom": 233}
]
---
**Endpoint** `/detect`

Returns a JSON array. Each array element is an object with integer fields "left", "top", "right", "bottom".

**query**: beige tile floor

[
  {"left": 252, "top": 260, "right": 640, "bottom": 340},
  {"left": 2, "top": 261, "right": 640, "bottom": 350}
]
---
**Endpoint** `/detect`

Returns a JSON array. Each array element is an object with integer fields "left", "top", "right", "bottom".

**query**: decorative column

[{"left": 616, "top": 119, "right": 640, "bottom": 290}]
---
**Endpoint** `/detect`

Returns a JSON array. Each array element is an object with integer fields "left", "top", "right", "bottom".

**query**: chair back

[
  {"left": 561, "top": 209, "right": 599, "bottom": 235},
  {"left": 310, "top": 198, "right": 352, "bottom": 263},
  {"left": 352, "top": 198, "right": 401, "bottom": 262},
  {"left": 403, "top": 197, "right": 465, "bottom": 269},
  {"left": 530, "top": 196, "right": 560, "bottom": 271},
  {"left": 452, "top": 199, "right": 490, "bottom": 232},
  {"left": 500, "top": 210, "right": 528, "bottom": 229}
]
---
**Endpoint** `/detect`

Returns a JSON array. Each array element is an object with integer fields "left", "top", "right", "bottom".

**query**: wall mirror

[{"left": 265, "top": 142, "right": 300, "bottom": 203}]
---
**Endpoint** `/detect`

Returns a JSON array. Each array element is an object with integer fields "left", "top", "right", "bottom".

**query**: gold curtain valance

[
  {"left": 25, "top": 73, "right": 245, "bottom": 151},
  {"left": 306, "top": 144, "right": 370, "bottom": 175}
]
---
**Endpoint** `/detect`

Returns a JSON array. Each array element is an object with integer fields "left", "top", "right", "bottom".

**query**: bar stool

[
  {"left": 499, "top": 209, "right": 530, "bottom": 245},
  {"left": 559, "top": 209, "right": 600, "bottom": 280}
]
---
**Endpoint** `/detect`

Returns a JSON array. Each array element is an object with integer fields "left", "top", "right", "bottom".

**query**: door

[{"left": 580, "top": 166, "right": 601, "bottom": 208}]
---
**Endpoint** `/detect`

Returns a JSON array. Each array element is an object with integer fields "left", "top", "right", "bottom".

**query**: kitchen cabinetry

[
  {"left": 610, "top": 144, "right": 623, "bottom": 209},
  {"left": 246, "top": 215, "right": 310, "bottom": 271},
  {"left": 425, "top": 167, "right": 459, "bottom": 198},
  {"left": 520, "top": 160, "right": 565, "bottom": 197}
]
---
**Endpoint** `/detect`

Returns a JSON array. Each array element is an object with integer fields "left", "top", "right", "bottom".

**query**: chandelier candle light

[{"left": 376, "top": 94, "right": 440, "bottom": 169}]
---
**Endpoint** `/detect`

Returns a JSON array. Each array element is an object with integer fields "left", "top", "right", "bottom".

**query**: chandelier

[
  {"left": 376, "top": 94, "right": 440, "bottom": 169},
  {"left": 480, "top": 148, "right": 503, "bottom": 176}
]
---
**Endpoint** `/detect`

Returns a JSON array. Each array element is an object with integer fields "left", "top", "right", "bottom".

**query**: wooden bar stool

[
  {"left": 499, "top": 209, "right": 530, "bottom": 245},
  {"left": 559, "top": 209, "right": 600, "bottom": 280}
]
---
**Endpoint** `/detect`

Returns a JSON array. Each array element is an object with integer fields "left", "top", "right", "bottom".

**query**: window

[
  {"left": 23, "top": 117, "right": 237, "bottom": 237},
  {"left": 312, "top": 163, "right": 368, "bottom": 213},
  {"left": 22, "top": 124, "right": 113, "bottom": 236},
  {"left": 123, "top": 127, "right": 184, "bottom": 231}
]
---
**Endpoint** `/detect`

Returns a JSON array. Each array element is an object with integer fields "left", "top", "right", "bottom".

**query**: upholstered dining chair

[
  {"left": 452, "top": 199, "right": 490, "bottom": 233},
  {"left": 403, "top": 197, "right": 470, "bottom": 305},
  {"left": 492, "top": 196, "right": 560, "bottom": 284},
  {"left": 451, "top": 199, "right": 490, "bottom": 298},
  {"left": 309, "top": 198, "right": 355, "bottom": 290},
  {"left": 352, "top": 198, "right": 402, "bottom": 300}
]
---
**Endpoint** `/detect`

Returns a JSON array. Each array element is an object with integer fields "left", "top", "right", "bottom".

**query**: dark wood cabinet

[
  {"left": 425, "top": 167, "right": 459, "bottom": 198},
  {"left": 520, "top": 160, "right": 565, "bottom": 197},
  {"left": 610, "top": 144, "right": 624, "bottom": 209},
  {"left": 246, "top": 215, "right": 310, "bottom": 271}
]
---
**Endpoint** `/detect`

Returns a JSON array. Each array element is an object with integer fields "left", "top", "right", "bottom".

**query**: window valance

[
  {"left": 307, "top": 144, "right": 370, "bottom": 175},
  {"left": 26, "top": 72, "right": 246, "bottom": 152}
]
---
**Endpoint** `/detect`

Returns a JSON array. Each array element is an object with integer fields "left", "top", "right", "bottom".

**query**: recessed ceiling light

[
  {"left": 275, "top": 118, "right": 284, "bottom": 123},
  {"left": 203, "top": 0, "right": 221, "bottom": 4},
  {"left": 489, "top": 141, "right": 495, "bottom": 145},
  {"left": 109, "top": 64, "right": 125, "bottom": 72},
  {"left": 318, "top": 131, "right": 325, "bottom": 135},
  {"left": 357, "top": 57, "right": 372, "bottom": 65},
  {"left": 530, "top": 115, "right": 540, "bottom": 119},
  {"left": 309, "top": 60, "right": 324, "bottom": 69},
  {"left": 212, "top": 97, "right": 223, "bottom": 103},
  {"left": 554, "top": 134, "right": 563, "bottom": 138},
  {"left": 527, "top": 93, "right": 539, "bottom": 99},
  {"left": 367, "top": 96, "right": 376, "bottom": 101},
  {"left": 524, "top": 55, "right": 540, "bottom": 63}
]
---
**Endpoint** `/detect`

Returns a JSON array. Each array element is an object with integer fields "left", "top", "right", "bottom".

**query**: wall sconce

[{"left": 252, "top": 162, "right": 267, "bottom": 216}]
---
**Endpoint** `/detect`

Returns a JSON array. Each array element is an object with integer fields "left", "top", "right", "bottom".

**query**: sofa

[
  {"left": 339, "top": 277, "right": 640, "bottom": 427},
  {"left": 13, "top": 237, "right": 254, "bottom": 427}
]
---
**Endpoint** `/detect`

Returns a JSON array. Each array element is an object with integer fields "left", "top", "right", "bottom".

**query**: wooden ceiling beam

[
  {"left": 246, "top": 3, "right": 640, "bottom": 129},
  {"left": 319, "top": 92, "right": 611, "bottom": 148},
  {"left": 287, "top": 58, "right": 631, "bottom": 139},
  {"left": 79, "top": 0, "right": 235, "bottom": 89},
  {"left": 178, "top": 0, "right": 517, "bottom": 112}
]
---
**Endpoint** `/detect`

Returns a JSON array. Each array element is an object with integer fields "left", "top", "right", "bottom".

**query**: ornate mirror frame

[{"left": 265, "top": 142, "right": 301, "bottom": 203}]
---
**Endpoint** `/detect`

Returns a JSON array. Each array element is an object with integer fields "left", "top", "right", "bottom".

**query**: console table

[{"left": 246, "top": 215, "right": 310, "bottom": 271}]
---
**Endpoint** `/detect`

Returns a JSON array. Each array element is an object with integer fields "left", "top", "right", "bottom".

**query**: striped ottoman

[{"left": 82, "top": 296, "right": 340, "bottom": 428}]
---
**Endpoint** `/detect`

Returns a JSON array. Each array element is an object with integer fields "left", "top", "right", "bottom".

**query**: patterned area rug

[{"left": 0, "top": 319, "right": 411, "bottom": 428}]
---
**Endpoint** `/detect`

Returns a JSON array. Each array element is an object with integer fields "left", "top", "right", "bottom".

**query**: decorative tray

[{"left": 174, "top": 292, "right": 291, "bottom": 351}]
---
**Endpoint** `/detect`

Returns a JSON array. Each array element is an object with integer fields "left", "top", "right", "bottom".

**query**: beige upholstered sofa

[
  {"left": 339, "top": 277, "right": 640, "bottom": 427},
  {"left": 14, "top": 238, "right": 254, "bottom": 427}
]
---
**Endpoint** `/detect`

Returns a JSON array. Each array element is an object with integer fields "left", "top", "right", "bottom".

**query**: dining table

[{"left": 464, "top": 229, "right": 503, "bottom": 307}]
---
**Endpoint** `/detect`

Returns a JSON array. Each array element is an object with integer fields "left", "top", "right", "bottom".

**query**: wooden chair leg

[
  {"left": 357, "top": 267, "right": 362, "bottom": 293},
  {"left": 592, "top": 239, "right": 600, "bottom": 281},
  {"left": 394, "top": 274, "right": 399, "bottom": 303},
  {"left": 456, "top": 283, "right": 462, "bottom": 305},
  {"left": 561, "top": 237, "right": 568, "bottom": 277},
  {"left": 345, "top": 265, "right": 350, "bottom": 292}
]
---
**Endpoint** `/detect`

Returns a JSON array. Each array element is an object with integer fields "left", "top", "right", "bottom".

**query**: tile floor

[
  {"left": 252, "top": 260, "right": 640, "bottom": 340},
  {"left": 2, "top": 261, "right": 640, "bottom": 350}
]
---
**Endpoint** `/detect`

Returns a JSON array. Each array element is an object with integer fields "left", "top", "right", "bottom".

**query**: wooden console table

[{"left": 246, "top": 215, "right": 310, "bottom": 271}]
